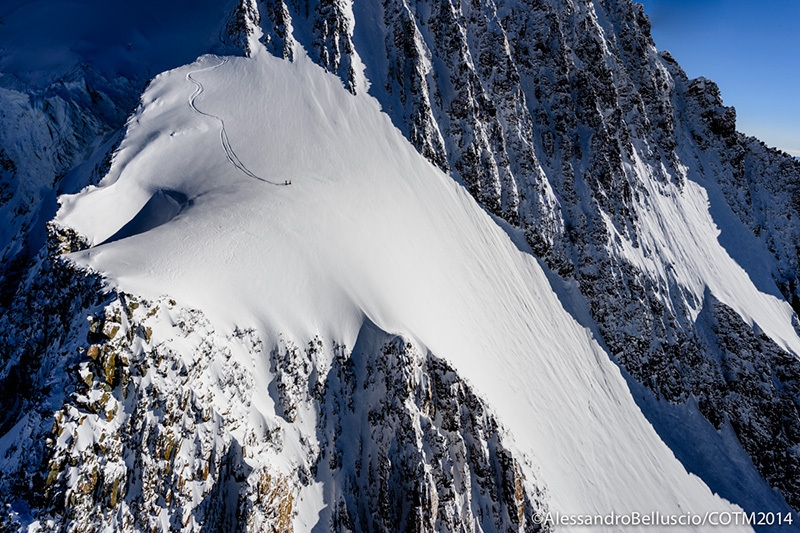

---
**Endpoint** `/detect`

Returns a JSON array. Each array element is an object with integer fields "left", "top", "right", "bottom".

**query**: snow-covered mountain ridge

[
  {"left": 1, "top": 48, "right": 754, "bottom": 531},
  {"left": 1, "top": 0, "right": 799, "bottom": 531}
]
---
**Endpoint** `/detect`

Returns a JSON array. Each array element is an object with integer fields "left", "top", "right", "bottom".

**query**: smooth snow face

[
  {"left": 58, "top": 51, "right": 751, "bottom": 528},
  {"left": 615, "top": 153, "right": 800, "bottom": 356}
]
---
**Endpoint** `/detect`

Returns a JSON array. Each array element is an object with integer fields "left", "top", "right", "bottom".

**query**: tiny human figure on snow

[{"left": 284, "top": 180, "right": 288, "bottom": 185}]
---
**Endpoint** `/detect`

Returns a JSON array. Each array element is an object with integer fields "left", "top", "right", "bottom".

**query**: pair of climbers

[{"left": 283, "top": 179, "right": 293, "bottom": 186}]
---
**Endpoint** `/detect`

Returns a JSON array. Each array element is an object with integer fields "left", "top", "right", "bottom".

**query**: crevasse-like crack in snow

[{"left": 186, "top": 57, "right": 280, "bottom": 185}]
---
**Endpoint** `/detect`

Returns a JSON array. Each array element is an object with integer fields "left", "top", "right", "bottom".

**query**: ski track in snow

[{"left": 186, "top": 57, "right": 281, "bottom": 186}]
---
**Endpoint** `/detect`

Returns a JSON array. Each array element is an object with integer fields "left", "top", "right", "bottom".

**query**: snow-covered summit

[{"left": 0, "top": 45, "right": 752, "bottom": 530}]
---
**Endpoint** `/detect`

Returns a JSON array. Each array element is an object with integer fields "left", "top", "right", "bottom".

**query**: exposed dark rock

[{"left": 312, "top": 326, "right": 550, "bottom": 532}]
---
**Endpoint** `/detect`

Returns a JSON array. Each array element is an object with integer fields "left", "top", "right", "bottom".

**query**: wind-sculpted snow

[{"left": 102, "top": 191, "right": 189, "bottom": 245}]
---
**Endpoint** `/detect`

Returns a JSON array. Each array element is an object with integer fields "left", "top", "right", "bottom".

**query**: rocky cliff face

[{"left": 256, "top": 0, "right": 800, "bottom": 510}]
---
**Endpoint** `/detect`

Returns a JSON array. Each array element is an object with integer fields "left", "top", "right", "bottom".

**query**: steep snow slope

[{"left": 56, "top": 49, "right": 750, "bottom": 528}]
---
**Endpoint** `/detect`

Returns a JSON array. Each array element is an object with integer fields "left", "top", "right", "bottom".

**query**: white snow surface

[{"left": 56, "top": 49, "right": 770, "bottom": 530}]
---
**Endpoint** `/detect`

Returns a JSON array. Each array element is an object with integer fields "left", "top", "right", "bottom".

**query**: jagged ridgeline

[{"left": 253, "top": 0, "right": 800, "bottom": 512}]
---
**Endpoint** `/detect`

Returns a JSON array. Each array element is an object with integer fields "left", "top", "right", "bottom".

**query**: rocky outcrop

[
  {"left": 224, "top": 0, "right": 263, "bottom": 57},
  {"left": 307, "top": 328, "right": 549, "bottom": 532},
  {"left": 270, "top": 326, "right": 552, "bottom": 532}
]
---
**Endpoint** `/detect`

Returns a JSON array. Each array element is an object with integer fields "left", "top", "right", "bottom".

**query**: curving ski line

[{"left": 186, "top": 57, "right": 281, "bottom": 185}]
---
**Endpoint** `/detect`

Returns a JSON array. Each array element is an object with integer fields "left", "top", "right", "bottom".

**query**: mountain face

[
  {"left": 0, "top": 0, "right": 799, "bottom": 532},
  {"left": 255, "top": 0, "right": 800, "bottom": 512}
]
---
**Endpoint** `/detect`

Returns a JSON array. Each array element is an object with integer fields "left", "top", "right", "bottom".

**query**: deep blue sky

[{"left": 637, "top": 0, "right": 799, "bottom": 156}]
